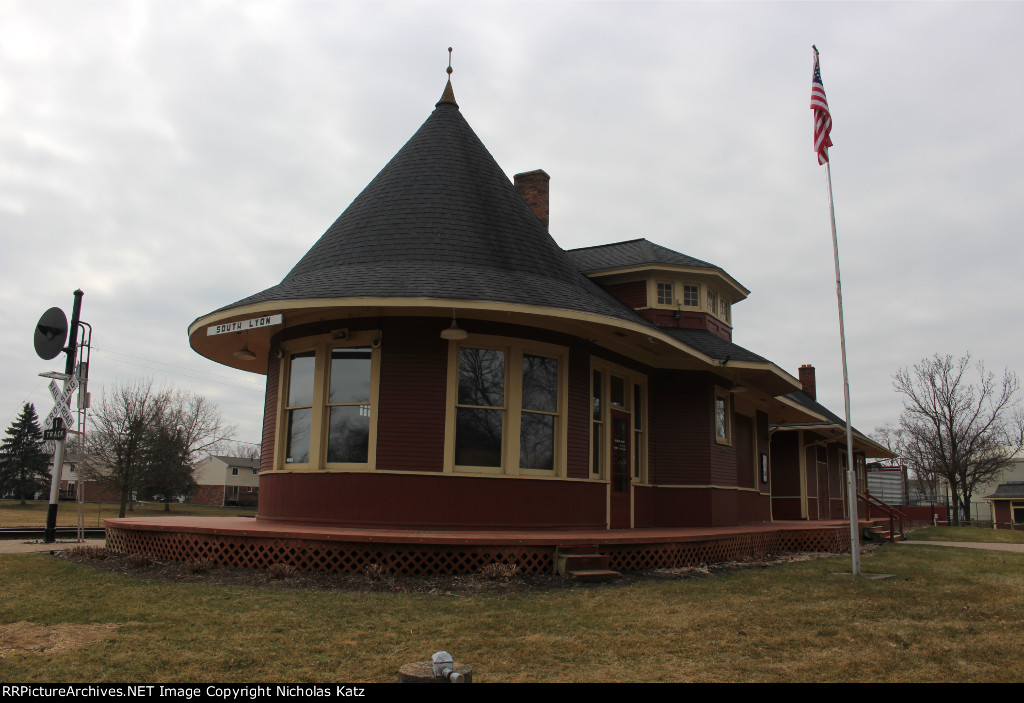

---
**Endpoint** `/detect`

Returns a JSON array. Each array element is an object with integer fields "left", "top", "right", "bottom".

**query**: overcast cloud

[{"left": 2, "top": 1, "right": 1022, "bottom": 452}]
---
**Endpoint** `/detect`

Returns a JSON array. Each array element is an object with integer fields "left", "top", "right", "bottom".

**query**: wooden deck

[{"left": 104, "top": 516, "right": 858, "bottom": 575}]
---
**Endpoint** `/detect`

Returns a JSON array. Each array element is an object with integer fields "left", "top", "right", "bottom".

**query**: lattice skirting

[
  {"left": 604, "top": 529, "right": 850, "bottom": 572},
  {"left": 105, "top": 527, "right": 553, "bottom": 575},
  {"left": 105, "top": 525, "right": 850, "bottom": 575}
]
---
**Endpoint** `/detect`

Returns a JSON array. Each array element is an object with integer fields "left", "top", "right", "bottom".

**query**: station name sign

[{"left": 207, "top": 314, "right": 283, "bottom": 336}]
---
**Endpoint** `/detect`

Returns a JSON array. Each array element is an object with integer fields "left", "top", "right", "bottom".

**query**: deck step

[
  {"left": 554, "top": 545, "right": 620, "bottom": 580},
  {"left": 863, "top": 522, "right": 905, "bottom": 543},
  {"left": 565, "top": 568, "right": 621, "bottom": 583}
]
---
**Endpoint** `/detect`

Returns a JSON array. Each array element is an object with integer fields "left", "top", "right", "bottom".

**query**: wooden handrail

[{"left": 857, "top": 491, "right": 906, "bottom": 541}]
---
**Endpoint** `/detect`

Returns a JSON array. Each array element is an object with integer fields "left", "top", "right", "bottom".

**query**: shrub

[
  {"left": 364, "top": 563, "right": 387, "bottom": 581},
  {"left": 126, "top": 553, "right": 154, "bottom": 568},
  {"left": 267, "top": 563, "right": 297, "bottom": 580},
  {"left": 186, "top": 558, "right": 213, "bottom": 574},
  {"left": 66, "top": 546, "right": 109, "bottom": 560},
  {"left": 479, "top": 562, "right": 520, "bottom": 581}
]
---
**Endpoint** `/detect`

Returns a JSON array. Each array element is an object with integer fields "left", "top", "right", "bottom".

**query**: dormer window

[
  {"left": 683, "top": 284, "right": 699, "bottom": 308},
  {"left": 642, "top": 276, "right": 736, "bottom": 326},
  {"left": 656, "top": 282, "right": 673, "bottom": 305}
]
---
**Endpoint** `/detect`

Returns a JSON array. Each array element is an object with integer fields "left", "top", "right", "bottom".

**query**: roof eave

[{"left": 581, "top": 264, "right": 751, "bottom": 300}]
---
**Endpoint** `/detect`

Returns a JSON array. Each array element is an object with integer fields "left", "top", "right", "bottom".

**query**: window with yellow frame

[
  {"left": 714, "top": 386, "right": 732, "bottom": 445},
  {"left": 444, "top": 335, "right": 567, "bottom": 476},
  {"left": 277, "top": 331, "right": 381, "bottom": 471}
]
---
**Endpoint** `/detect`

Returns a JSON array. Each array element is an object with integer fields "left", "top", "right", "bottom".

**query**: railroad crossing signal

[
  {"left": 42, "top": 419, "right": 66, "bottom": 442},
  {"left": 43, "top": 374, "right": 77, "bottom": 429}
]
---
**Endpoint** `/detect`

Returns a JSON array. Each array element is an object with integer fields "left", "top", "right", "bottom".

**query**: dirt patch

[
  {"left": 0, "top": 621, "right": 120, "bottom": 659},
  {"left": 54, "top": 547, "right": 865, "bottom": 595}
]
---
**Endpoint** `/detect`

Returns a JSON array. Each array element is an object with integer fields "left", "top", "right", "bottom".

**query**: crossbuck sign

[{"left": 44, "top": 375, "right": 77, "bottom": 432}]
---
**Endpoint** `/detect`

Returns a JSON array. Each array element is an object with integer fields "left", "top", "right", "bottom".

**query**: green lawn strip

[
  {"left": 907, "top": 526, "right": 1024, "bottom": 544},
  {"left": 1, "top": 545, "right": 1022, "bottom": 683},
  {"left": 0, "top": 500, "right": 255, "bottom": 528}
]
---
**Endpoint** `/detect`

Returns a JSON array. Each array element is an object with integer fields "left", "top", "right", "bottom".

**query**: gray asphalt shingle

[
  {"left": 212, "top": 98, "right": 645, "bottom": 326},
  {"left": 567, "top": 239, "right": 719, "bottom": 274}
]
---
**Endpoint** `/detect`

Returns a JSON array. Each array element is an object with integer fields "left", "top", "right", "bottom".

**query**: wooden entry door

[{"left": 609, "top": 409, "right": 632, "bottom": 528}]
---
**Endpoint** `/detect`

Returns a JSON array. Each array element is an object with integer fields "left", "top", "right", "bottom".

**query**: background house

[{"left": 192, "top": 455, "right": 260, "bottom": 507}]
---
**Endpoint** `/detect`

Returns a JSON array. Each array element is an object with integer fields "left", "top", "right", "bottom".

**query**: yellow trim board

[{"left": 187, "top": 297, "right": 801, "bottom": 395}]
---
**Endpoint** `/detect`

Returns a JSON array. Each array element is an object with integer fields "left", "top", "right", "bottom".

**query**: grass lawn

[
  {"left": 0, "top": 500, "right": 255, "bottom": 528},
  {"left": 907, "top": 526, "right": 1024, "bottom": 544},
  {"left": 0, "top": 544, "right": 1021, "bottom": 683}
]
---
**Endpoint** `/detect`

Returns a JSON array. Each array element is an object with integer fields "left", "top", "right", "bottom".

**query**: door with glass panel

[{"left": 609, "top": 408, "right": 632, "bottom": 528}]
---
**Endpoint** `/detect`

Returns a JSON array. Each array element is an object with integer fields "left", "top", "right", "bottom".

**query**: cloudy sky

[{"left": 2, "top": 1, "right": 1022, "bottom": 453}]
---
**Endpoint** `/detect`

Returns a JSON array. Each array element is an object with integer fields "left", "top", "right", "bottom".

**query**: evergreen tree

[{"left": 0, "top": 404, "right": 50, "bottom": 504}]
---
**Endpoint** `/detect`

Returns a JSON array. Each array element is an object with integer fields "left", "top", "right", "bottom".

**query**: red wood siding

[
  {"left": 566, "top": 345, "right": 591, "bottom": 479},
  {"left": 604, "top": 281, "right": 646, "bottom": 309},
  {"left": 735, "top": 413, "right": 755, "bottom": 489},
  {"left": 738, "top": 489, "right": 771, "bottom": 523},
  {"left": 648, "top": 487, "right": 760, "bottom": 527},
  {"left": 257, "top": 472, "right": 607, "bottom": 529},
  {"left": 770, "top": 431, "right": 802, "bottom": 520},
  {"left": 648, "top": 371, "right": 712, "bottom": 485},
  {"left": 375, "top": 319, "right": 448, "bottom": 472},
  {"left": 804, "top": 440, "right": 821, "bottom": 518},
  {"left": 993, "top": 502, "right": 1013, "bottom": 529},
  {"left": 651, "top": 487, "right": 713, "bottom": 527},
  {"left": 756, "top": 410, "right": 770, "bottom": 494},
  {"left": 260, "top": 342, "right": 279, "bottom": 474},
  {"left": 827, "top": 445, "right": 845, "bottom": 518},
  {"left": 637, "top": 309, "right": 732, "bottom": 341},
  {"left": 634, "top": 485, "right": 655, "bottom": 527},
  {"left": 709, "top": 408, "right": 738, "bottom": 487}
]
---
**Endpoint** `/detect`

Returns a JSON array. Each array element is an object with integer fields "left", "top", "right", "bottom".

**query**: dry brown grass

[
  {"left": 908, "top": 526, "right": 1024, "bottom": 544},
  {"left": 0, "top": 499, "right": 255, "bottom": 528},
  {"left": 0, "top": 543, "right": 1021, "bottom": 682}
]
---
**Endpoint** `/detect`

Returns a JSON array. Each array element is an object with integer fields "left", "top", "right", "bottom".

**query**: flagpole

[
  {"left": 824, "top": 158, "right": 861, "bottom": 576},
  {"left": 812, "top": 46, "right": 860, "bottom": 575}
]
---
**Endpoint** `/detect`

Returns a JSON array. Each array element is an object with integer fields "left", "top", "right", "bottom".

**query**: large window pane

[
  {"left": 522, "top": 354, "right": 558, "bottom": 412},
  {"left": 287, "top": 353, "right": 316, "bottom": 407},
  {"left": 327, "top": 405, "right": 370, "bottom": 463},
  {"left": 458, "top": 348, "right": 504, "bottom": 407},
  {"left": 634, "top": 385, "right": 642, "bottom": 429},
  {"left": 610, "top": 376, "right": 625, "bottom": 407},
  {"left": 716, "top": 396, "right": 728, "bottom": 440},
  {"left": 455, "top": 408, "right": 503, "bottom": 467},
  {"left": 286, "top": 408, "right": 312, "bottom": 463},
  {"left": 329, "top": 348, "right": 371, "bottom": 404},
  {"left": 520, "top": 412, "right": 554, "bottom": 470}
]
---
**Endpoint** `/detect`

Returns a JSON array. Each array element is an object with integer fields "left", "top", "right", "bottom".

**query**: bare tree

[
  {"left": 893, "top": 353, "right": 1024, "bottom": 524},
  {"left": 872, "top": 423, "right": 939, "bottom": 501},
  {"left": 84, "top": 380, "right": 234, "bottom": 517},
  {"left": 227, "top": 441, "right": 261, "bottom": 463}
]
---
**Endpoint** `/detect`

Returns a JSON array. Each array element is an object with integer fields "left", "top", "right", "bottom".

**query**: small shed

[{"left": 984, "top": 482, "right": 1024, "bottom": 530}]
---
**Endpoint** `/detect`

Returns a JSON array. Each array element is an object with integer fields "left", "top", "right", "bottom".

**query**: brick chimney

[
  {"left": 798, "top": 364, "right": 816, "bottom": 400},
  {"left": 514, "top": 170, "right": 550, "bottom": 231}
]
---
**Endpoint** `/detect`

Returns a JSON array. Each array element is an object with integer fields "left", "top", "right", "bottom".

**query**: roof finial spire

[{"left": 437, "top": 47, "right": 459, "bottom": 108}]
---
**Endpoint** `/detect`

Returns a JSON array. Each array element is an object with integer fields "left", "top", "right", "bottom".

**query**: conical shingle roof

[{"left": 213, "top": 89, "right": 641, "bottom": 324}]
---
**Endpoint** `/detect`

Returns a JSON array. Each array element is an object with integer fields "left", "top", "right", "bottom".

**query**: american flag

[{"left": 810, "top": 48, "right": 832, "bottom": 165}]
